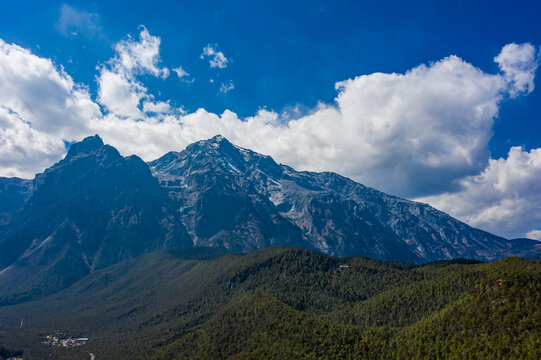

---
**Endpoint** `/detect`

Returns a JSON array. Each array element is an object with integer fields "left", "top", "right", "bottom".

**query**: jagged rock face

[
  {"left": 149, "top": 136, "right": 308, "bottom": 253},
  {"left": 0, "top": 135, "right": 190, "bottom": 303},
  {"left": 150, "top": 135, "right": 533, "bottom": 262}
]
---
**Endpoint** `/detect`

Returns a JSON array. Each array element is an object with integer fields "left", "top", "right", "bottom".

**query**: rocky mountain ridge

[
  {"left": 0, "top": 134, "right": 539, "bottom": 304},
  {"left": 150, "top": 135, "right": 536, "bottom": 262}
]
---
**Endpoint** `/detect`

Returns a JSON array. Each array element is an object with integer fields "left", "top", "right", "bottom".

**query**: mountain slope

[
  {"left": 0, "top": 135, "right": 190, "bottom": 305},
  {"left": 150, "top": 135, "right": 538, "bottom": 262},
  {"left": 155, "top": 257, "right": 540, "bottom": 360},
  {"left": 0, "top": 247, "right": 538, "bottom": 360}
]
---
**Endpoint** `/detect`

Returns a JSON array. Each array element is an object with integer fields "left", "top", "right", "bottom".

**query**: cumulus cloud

[
  {"left": 494, "top": 43, "right": 538, "bottom": 97},
  {"left": 0, "top": 38, "right": 101, "bottom": 177},
  {"left": 142, "top": 100, "right": 172, "bottom": 114},
  {"left": 0, "top": 30, "right": 539, "bottom": 238},
  {"left": 219, "top": 80, "right": 235, "bottom": 94},
  {"left": 97, "top": 69, "right": 146, "bottom": 118},
  {"left": 418, "top": 147, "right": 541, "bottom": 239},
  {"left": 55, "top": 4, "right": 102, "bottom": 38},
  {"left": 96, "top": 27, "right": 172, "bottom": 118},
  {"left": 0, "top": 107, "right": 66, "bottom": 177},
  {"left": 111, "top": 26, "right": 169, "bottom": 79},
  {"left": 200, "top": 44, "right": 229, "bottom": 68}
]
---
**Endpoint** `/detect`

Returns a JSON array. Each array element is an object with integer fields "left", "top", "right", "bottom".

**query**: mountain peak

[
  {"left": 200, "top": 134, "right": 233, "bottom": 150},
  {"left": 210, "top": 134, "right": 227, "bottom": 143},
  {"left": 66, "top": 135, "right": 104, "bottom": 157},
  {"left": 184, "top": 135, "right": 239, "bottom": 158}
]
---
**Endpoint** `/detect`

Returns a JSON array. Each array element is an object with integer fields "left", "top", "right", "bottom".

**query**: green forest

[{"left": 0, "top": 247, "right": 539, "bottom": 359}]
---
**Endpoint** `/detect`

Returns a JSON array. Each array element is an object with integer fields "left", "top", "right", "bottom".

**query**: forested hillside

[{"left": 0, "top": 247, "right": 538, "bottom": 359}]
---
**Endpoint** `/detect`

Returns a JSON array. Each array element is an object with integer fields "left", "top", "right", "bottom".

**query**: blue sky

[{"left": 0, "top": 0, "right": 540, "bottom": 239}]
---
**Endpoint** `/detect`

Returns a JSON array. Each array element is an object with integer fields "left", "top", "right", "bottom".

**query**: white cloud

[
  {"left": 0, "top": 38, "right": 101, "bottom": 177},
  {"left": 111, "top": 26, "right": 169, "bottom": 79},
  {"left": 142, "top": 100, "right": 171, "bottom": 114},
  {"left": 0, "top": 107, "right": 66, "bottom": 177},
  {"left": 494, "top": 43, "right": 538, "bottom": 98},
  {"left": 0, "top": 31, "right": 540, "bottom": 239},
  {"left": 418, "top": 147, "right": 541, "bottom": 239},
  {"left": 219, "top": 80, "right": 235, "bottom": 94},
  {"left": 0, "top": 39, "right": 100, "bottom": 136},
  {"left": 55, "top": 4, "right": 102, "bottom": 38},
  {"left": 173, "top": 66, "right": 189, "bottom": 78},
  {"left": 96, "top": 27, "right": 171, "bottom": 118},
  {"left": 200, "top": 44, "right": 228, "bottom": 69},
  {"left": 97, "top": 69, "right": 146, "bottom": 119},
  {"left": 173, "top": 66, "right": 194, "bottom": 83},
  {"left": 526, "top": 230, "right": 541, "bottom": 240}
]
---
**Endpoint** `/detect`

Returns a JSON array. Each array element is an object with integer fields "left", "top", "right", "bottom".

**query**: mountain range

[{"left": 0, "top": 134, "right": 539, "bottom": 305}]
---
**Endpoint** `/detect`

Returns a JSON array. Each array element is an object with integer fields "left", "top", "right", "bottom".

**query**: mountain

[
  {"left": 0, "top": 247, "right": 538, "bottom": 360},
  {"left": 149, "top": 136, "right": 309, "bottom": 254},
  {"left": 150, "top": 135, "right": 538, "bottom": 262},
  {"left": 0, "top": 134, "right": 539, "bottom": 305},
  {"left": 504, "top": 238, "right": 541, "bottom": 260},
  {"left": 0, "top": 135, "right": 190, "bottom": 305}
]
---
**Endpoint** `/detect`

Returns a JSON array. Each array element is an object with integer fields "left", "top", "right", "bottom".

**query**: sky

[{"left": 0, "top": 0, "right": 540, "bottom": 240}]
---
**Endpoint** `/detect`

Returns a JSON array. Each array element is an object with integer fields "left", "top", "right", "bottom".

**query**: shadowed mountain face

[
  {"left": 0, "top": 135, "right": 190, "bottom": 304},
  {"left": 0, "top": 135, "right": 539, "bottom": 305}
]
